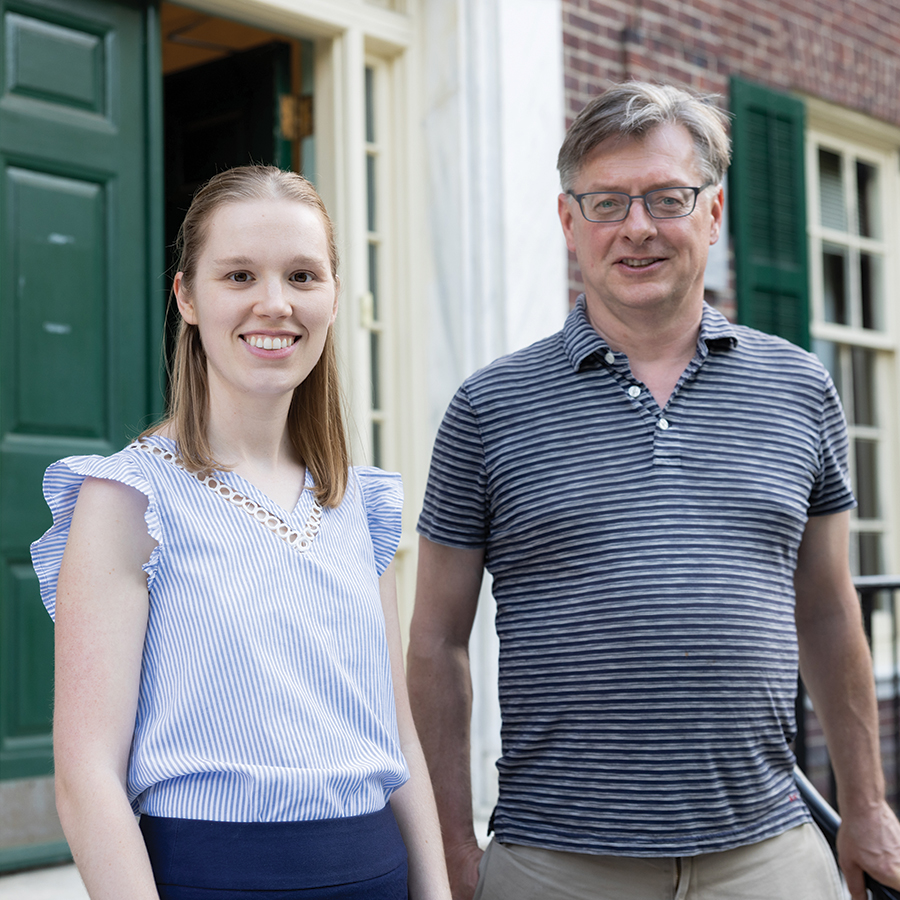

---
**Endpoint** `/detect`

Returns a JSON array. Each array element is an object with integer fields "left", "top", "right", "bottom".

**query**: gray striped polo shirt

[{"left": 418, "top": 295, "right": 855, "bottom": 857}]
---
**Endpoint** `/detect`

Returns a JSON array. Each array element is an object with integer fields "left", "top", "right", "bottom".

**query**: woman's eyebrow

[{"left": 212, "top": 255, "right": 325, "bottom": 267}]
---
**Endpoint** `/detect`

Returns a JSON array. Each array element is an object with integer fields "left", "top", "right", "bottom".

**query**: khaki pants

[{"left": 474, "top": 824, "right": 847, "bottom": 900}]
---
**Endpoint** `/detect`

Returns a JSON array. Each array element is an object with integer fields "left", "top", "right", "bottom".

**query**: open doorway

[{"left": 161, "top": 2, "right": 314, "bottom": 356}]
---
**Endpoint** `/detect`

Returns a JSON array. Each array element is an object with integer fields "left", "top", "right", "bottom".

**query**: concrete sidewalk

[{"left": 0, "top": 864, "right": 87, "bottom": 899}]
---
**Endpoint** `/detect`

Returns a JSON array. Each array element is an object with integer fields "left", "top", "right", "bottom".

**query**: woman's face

[{"left": 174, "top": 198, "right": 338, "bottom": 407}]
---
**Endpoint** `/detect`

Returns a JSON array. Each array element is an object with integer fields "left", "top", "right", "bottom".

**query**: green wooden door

[{"left": 0, "top": 0, "right": 161, "bottom": 839}]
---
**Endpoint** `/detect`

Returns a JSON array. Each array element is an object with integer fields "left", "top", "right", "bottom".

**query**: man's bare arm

[
  {"left": 408, "top": 537, "right": 486, "bottom": 900},
  {"left": 794, "top": 511, "right": 900, "bottom": 900}
]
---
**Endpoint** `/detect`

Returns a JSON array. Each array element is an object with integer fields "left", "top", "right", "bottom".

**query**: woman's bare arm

[{"left": 53, "top": 476, "right": 160, "bottom": 899}]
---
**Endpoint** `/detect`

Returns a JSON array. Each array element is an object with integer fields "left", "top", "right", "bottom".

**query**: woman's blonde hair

[{"left": 144, "top": 165, "right": 349, "bottom": 508}]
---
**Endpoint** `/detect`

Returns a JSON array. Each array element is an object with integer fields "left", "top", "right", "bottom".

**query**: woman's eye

[
  {"left": 291, "top": 271, "right": 313, "bottom": 283},
  {"left": 228, "top": 272, "right": 251, "bottom": 283}
]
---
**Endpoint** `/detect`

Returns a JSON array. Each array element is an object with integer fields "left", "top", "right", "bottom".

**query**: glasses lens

[
  {"left": 581, "top": 192, "right": 629, "bottom": 222},
  {"left": 645, "top": 187, "right": 697, "bottom": 218}
]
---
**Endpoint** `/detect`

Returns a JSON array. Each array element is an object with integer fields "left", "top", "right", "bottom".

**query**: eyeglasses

[{"left": 567, "top": 183, "right": 714, "bottom": 223}]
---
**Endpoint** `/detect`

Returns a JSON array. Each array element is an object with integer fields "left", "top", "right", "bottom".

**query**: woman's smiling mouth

[{"left": 242, "top": 335, "right": 298, "bottom": 350}]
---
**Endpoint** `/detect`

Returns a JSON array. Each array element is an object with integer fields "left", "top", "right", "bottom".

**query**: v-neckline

[
  {"left": 141, "top": 435, "right": 314, "bottom": 519},
  {"left": 136, "top": 436, "right": 323, "bottom": 555}
]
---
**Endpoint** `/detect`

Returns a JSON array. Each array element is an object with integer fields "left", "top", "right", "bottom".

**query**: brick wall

[
  {"left": 562, "top": 0, "right": 900, "bottom": 127},
  {"left": 560, "top": 0, "right": 900, "bottom": 304}
]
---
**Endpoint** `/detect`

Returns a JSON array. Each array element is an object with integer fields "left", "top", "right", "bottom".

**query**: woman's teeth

[{"left": 245, "top": 336, "right": 295, "bottom": 350}]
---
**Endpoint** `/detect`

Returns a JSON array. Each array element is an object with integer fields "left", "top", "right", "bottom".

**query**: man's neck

[{"left": 585, "top": 295, "right": 704, "bottom": 408}]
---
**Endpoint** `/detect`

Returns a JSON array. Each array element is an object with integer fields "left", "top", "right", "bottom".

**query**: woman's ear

[
  {"left": 173, "top": 272, "right": 198, "bottom": 325},
  {"left": 330, "top": 275, "right": 340, "bottom": 326}
]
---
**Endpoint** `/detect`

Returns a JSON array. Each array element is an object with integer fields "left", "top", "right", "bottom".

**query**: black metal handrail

[{"left": 794, "top": 766, "right": 900, "bottom": 900}]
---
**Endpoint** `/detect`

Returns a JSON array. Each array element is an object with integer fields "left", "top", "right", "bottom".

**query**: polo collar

[{"left": 563, "top": 294, "right": 738, "bottom": 372}]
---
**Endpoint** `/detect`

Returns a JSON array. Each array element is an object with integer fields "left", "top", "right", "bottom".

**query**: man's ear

[
  {"left": 558, "top": 193, "right": 578, "bottom": 253},
  {"left": 173, "top": 272, "right": 198, "bottom": 325},
  {"left": 709, "top": 185, "right": 725, "bottom": 246}
]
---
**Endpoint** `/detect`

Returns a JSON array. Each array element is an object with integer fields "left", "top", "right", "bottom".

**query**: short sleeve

[
  {"left": 30, "top": 450, "right": 163, "bottom": 620},
  {"left": 808, "top": 370, "right": 856, "bottom": 517},
  {"left": 356, "top": 467, "right": 403, "bottom": 576},
  {"left": 417, "top": 385, "right": 490, "bottom": 548}
]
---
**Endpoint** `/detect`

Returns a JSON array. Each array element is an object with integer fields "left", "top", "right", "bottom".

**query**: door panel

[
  {"left": 11, "top": 168, "right": 106, "bottom": 437},
  {"left": 7, "top": 11, "right": 107, "bottom": 112}
]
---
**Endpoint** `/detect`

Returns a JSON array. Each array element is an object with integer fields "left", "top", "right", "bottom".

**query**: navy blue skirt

[{"left": 139, "top": 805, "right": 408, "bottom": 899}]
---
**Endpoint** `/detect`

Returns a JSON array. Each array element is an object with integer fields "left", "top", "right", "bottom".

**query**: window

[
  {"left": 807, "top": 132, "right": 897, "bottom": 578},
  {"left": 364, "top": 63, "right": 386, "bottom": 467}
]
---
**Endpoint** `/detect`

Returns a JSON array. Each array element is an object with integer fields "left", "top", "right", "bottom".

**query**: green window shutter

[{"left": 729, "top": 77, "right": 810, "bottom": 349}]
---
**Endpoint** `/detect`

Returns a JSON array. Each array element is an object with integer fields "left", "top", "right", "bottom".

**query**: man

[{"left": 408, "top": 82, "right": 900, "bottom": 900}]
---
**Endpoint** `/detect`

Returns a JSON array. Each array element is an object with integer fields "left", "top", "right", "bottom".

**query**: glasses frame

[{"left": 567, "top": 182, "right": 715, "bottom": 223}]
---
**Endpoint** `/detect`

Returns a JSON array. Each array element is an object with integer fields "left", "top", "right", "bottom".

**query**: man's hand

[
  {"left": 445, "top": 840, "right": 484, "bottom": 900},
  {"left": 837, "top": 800, "right": 900, "bottom": 900}
]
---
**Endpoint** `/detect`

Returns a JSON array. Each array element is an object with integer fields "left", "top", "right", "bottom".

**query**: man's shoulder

[
  {"left": 460, "top": 331, "right": 568, "bottom": 398},
  {"left": 723, "top": 323, "right": 828, "bottom": 379}
]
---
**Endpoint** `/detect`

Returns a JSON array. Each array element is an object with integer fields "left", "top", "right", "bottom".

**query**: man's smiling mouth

[{"left": 620, "top": 257, "right": 663, "bottom": 268}]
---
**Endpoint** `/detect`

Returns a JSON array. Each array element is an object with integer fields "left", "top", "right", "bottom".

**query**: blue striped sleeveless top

[{"left": 32, "top": 435, "right": 409, "bottom": 822}]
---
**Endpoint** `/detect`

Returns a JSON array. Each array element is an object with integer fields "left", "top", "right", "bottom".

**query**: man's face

[{"left": 558, "top": 123, "right": 723, "bottom": 328}]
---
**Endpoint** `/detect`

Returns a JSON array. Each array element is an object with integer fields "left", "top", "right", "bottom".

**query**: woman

[{"left": 31, "top": 166, "right": 451, "bottom": 900}]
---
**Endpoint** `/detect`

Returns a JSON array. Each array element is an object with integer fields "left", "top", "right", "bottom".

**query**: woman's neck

[{"left": 207, "top": 390, "right": 293, "bottom": 463}]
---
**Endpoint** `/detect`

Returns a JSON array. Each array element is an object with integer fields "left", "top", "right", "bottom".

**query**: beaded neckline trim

[{"left": 134, "top": 439, "right": 323, "bottom": 554}]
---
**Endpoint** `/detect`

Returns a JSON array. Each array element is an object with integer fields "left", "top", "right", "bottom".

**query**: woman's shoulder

[
  {"left": 44, "top": 436, "right": 170, "bottom": 494},
  {"left": 32, "top": 437, "right": 173, "bottom": 620},
  {"left": 347, "top": 468, "right": 402, "bottom": 576},
  {"left": 352, "top": 465, "right": 402, "bottom": 486},
  {"left": 349, "top": 466, "right": 403, "bottom": 506}
]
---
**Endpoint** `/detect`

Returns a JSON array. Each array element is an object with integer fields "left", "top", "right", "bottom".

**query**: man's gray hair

[{"left": 557, "top": 82, "right": 732, "bottom": 191}]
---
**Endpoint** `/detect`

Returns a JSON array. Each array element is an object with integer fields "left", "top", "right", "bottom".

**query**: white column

[{"left": 419, "top": 0, "right": 566, "bottom": 828}]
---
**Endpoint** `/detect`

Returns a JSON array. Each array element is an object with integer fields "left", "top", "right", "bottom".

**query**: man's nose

[{"left": 619, "top": 196, "right": 658, "bottom": 236}]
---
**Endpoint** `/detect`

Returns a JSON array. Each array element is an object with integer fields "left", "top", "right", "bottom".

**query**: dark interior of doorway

[{"left": 161, "top": 2, "right": 308, "bottom": 364}]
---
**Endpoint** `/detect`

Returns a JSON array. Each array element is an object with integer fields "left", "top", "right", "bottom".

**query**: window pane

[
  {"left": 851, "top": 347, "right": 876, "bottom": 426},
  {"left": 372, "top": 420, "right": 383, "bottom": 469},
  {"left": 854, "top": 437, "right": 879, "bottom": 519},
  {"left": 365, "top": 67, "right": 375, "bottom": 143},
  {"left": 857, "top": 532, "right": 883, "bottom": 577},
  {"left": 856, "top": 160, "right": 880, "bottom": 239},
  {"left": 822, "top": 243, "right": 848, "bottom": 324},
  {"left": 368, "top": 243, "right": 379, "bottom": 320},
  {"left": 860, "top": 252, "right": 883, "bottom": 331},
  {"left": 366, "top": 154, "right": 377, "bottom": 232},
  {"left": 812, "top": 339, "right": 840, "bottom": 394},
  {"left": 818, "top": 149, "right": 846, "bottom": 231},
  {"left": 370, "top": 331, "right": 381, "bottom": 410}
]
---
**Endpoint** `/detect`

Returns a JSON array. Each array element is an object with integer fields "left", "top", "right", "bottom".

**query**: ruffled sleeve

[
  {"left": 30, "top": 449, "right": 163, "bottom": 621},
  {"left": 356, "top": 467, "right": 403, "bottom": 577}
]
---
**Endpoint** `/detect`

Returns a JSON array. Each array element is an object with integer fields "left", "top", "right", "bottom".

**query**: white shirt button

[
  {"left": 658, "top": 418, "right": 669, "bottom": 430},
  {"left": 604, "top": 351, "right": 615, "bottom": 364},
  {"left": 627, "top": 385, "right": 641, "bottom": 398}
]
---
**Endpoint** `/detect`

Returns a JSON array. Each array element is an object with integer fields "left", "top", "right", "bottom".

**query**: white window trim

[{"left": 805, "top": 109, "right": 900, "bottom": 582}]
